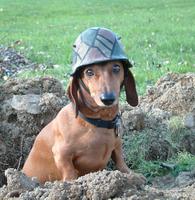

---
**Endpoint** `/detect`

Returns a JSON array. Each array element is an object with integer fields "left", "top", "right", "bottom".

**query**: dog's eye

[
  {"left": 112, "top": 64, "right": 120, "bottom": 74},
  {"left": 85, "top": 69, "right": 94, "bottom": 77}
]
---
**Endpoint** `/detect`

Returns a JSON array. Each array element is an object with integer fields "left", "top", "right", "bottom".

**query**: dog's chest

[
  {"left": 78, "top": 127, "right": 115, "bottom": 149},
  {"left": 73, "top": 127, "right": 116, "bottom": 171}
]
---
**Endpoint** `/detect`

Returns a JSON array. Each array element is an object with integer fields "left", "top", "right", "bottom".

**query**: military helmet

[{"left": 71, "top": 27, "right": 132, "bottom": 76}]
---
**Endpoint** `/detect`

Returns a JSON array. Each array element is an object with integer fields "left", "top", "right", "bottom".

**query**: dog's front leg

[
  {"left": 112, "top": 138, "right": 146, "bottom": 186},
  {"left": 112, "top": 137, "right": 131, "bottom": 173},
  {"left": 52, "top": 143, "right": 78, "bottom": 181}
]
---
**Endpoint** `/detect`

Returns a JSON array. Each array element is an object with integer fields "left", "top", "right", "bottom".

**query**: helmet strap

[{"left": 78, "top": 78, "right": 91, "bottom": 94}]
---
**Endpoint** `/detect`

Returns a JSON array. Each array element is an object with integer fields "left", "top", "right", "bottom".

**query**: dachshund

[{"left": 22, "top": 60, "right": 145, "bottom": 184}]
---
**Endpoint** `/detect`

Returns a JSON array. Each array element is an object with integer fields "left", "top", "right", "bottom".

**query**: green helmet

[{"left": 71, "top": 27, "right": 132, "bottom": 75}]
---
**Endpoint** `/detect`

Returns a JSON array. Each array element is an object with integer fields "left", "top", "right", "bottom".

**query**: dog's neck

[{"left": 77, "top": 85, "right": 119, "bottom": 121}]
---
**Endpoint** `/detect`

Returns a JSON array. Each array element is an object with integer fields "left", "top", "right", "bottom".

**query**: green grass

[
  {"left": 123, "top": 128, "right": 195, "bottom": 179},
  {"left": 139, "top": 152, "right": 195, "bottom": 181},
  {"left": 122, "top": 114, "right": 195, "bottom": 179},
  {"left": 1, "top": 0, "right": 195, "bottom": 93}
]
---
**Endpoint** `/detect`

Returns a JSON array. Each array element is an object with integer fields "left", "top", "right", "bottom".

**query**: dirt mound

[
  {"left": 0, "top": 169, "right": 145, "bottom": 199},
  {"left": 141, "top": 72, "right": 195, "bottom": 115},
  {"left": 0, "top": 46, "right": 32, "bottom": 79},
  {"left": 0, "top": 168, "right": 164, "bottom": 200},
  {"left": 0, "top": 46, "right": 50, "bottom": 80},
  {"left": 0, "top": 77, "right": 69, "bottom": 186},
  {"left": 0, "top": 168, "right": 195, "bottom": 200}
]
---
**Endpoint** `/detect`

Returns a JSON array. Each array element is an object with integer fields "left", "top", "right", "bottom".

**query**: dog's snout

[{"left": 100, "top": 92, "right": 116, "bottom": 106}]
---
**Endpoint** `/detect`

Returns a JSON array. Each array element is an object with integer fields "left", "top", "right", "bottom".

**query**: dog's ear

[
  {"left": 67, "top": 76, "right": 79, "bottom": 117},
  {"left": 124, "top": 69, "right": 138, "bottom": 106}
]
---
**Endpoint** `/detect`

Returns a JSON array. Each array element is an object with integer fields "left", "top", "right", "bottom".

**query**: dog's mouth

[{"left": 101, "top": 102, "right": 117, "bottom": 108}]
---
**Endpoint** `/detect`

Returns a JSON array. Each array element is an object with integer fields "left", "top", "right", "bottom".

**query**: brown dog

[
  {"left": 22, "top": 61, "right": 143, "bottom": 183},
  {"left": 22, "top": 27, "right": 146, "bottom": 184}
]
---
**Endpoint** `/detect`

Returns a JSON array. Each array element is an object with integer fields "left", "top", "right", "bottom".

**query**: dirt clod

[{"left": 141, "top": 72, "right": 195, "bottom": 115}]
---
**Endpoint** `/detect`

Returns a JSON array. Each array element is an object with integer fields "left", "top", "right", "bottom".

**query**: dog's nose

[{"left": 100, "top": 92, "right": 116, "bottom": 106}]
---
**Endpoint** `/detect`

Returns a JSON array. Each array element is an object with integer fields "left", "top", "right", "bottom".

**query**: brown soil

[
  {"left": 0, "top": 168, "right": 195, "bottom": 200},
  {"left": 0, "top": 77, "right": 69, "bottom": 186},
  {"left": 140, "top": 72, "right": 195, "bottom": 115}
]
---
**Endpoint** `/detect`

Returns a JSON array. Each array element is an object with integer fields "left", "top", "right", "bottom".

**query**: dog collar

[{"left": 78, "top": 111, "right": 121, "bottom": 133}]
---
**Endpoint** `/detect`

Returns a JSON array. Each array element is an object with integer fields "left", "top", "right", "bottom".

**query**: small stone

[
  {"left": 184, "top": 113, "right": 195, "bottom": 129},
  {"left": 122, "top": 109, "right": 145, "bottom": 132},
  {"left": 10, "top": 94, "right": 41, "bottom": 114}
]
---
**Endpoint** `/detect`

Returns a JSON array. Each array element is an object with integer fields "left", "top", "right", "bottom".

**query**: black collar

[{"left": 78, "top": 111, "right": 121, "bottom": 130}]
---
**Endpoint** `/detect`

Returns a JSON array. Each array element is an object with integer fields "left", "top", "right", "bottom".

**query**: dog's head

[{"left": 67, "top": 61, "right": 138, "bottom": 116}]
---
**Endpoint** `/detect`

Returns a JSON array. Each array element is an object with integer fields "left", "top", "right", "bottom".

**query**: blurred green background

[{"left": 0, "top": 0, "right": 195, "bottom": 93}]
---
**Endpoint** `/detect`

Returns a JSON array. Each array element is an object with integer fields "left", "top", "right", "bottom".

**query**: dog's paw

[{"left": 126, "top": 171, "right": 146, "bottom": 188}]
